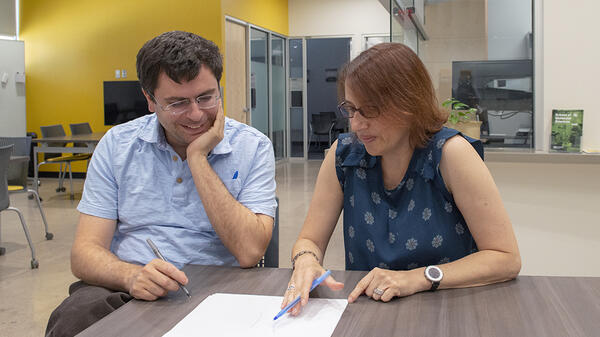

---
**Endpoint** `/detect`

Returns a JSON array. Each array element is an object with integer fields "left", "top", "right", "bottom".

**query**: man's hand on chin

[{"left": 186, "top": 104, "right": 225, "bottom": 161}]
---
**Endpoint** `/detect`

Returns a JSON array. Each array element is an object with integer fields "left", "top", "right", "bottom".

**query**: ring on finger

[
  {"left": 287, "top": 284, "right": 296, "bottom": 291},
  {"left": 373, "top": 287, "right": 385, "bottom": 296}
]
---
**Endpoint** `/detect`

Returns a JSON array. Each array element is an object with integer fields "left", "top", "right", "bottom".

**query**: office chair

[
  {"left": 0, "top": 136, "right": 53, "bottom": 241},
  {"left": 320, "top": 111, "right": 348, "bottom": 143},
  {"left": 309, "top": 114, "right": 334, "bottom": 151},
  {"left": 69, "top": 122, "right": 93, "bottom": 137},
  {"left": 0, "top": 144, "right": 39, "bottom": 269},
  {"left": 38, "top": 124, "right": 90, "bottom": 200},
  {"left": 69, "top": 122, "right": 94, "bottom": 167},
  {"left": 259, "top": 197, "right": 279, "bottom": 268}
]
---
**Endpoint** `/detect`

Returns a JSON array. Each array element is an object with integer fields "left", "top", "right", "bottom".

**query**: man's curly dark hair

[{"left": 136, "top": 31, "right": 223, "bottom": 98}]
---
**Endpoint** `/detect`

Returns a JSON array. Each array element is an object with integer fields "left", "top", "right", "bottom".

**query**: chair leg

[
  {"left": 0, "top": 215, "right": 4, "bottom": 256},
  {"left": 28, "top": 189, "right": 53, "bottom": 240},
  {"left": 57, "top": 163, "right": 64, "bottom": 190},
  {"left": 68, "top": 162, "right": 74, "bottom": 200},
  {"left": 5, "top": 207, "right": 39, "bottom": 269}
]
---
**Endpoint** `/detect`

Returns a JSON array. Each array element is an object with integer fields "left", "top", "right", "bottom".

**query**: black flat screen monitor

[{"left": 104, "top": 81, "right": 152, "bottom": 125}]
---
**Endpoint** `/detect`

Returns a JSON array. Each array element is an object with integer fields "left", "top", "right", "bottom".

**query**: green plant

[{"left": 442, "top": 98, "right": 478, "bottom": 124}]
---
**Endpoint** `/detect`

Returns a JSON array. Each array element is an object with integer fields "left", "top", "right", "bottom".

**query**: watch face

[{"left": 425, "top": 266, "right": 443, "bottom": 282}]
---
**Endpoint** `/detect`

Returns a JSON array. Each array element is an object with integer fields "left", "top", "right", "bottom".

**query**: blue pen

[{"left": 273, "top": 270, "right": 332, "bottom": 321}]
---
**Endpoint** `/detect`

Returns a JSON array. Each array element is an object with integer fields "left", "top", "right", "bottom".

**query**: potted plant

[{"left": 441, "top": 98, "right": 482, "bottom": 140}]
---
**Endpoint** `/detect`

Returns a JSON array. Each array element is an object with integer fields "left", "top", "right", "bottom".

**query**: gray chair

[
  {"left": 69, "top": 122, "right": 94, "bottom": 170},
  {"left": 0, "top": 136, "right": 52, "bottom": 241},
  {"left": 259, "top": 197, "right": 279, "bottom": 268},
  {"left": 0, "top": 144, "right": 39, "bottom": 268},
  {"left": 39, "top": 124, "right": 90, "bottom": 200},
  {"left": 69, "top": 122, "right": 93, "bottom": 138}
]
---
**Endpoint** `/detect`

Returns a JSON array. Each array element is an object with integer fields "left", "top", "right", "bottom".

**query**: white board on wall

[{"left": 0, "top": 40, "right": 26, "bottom": 137}]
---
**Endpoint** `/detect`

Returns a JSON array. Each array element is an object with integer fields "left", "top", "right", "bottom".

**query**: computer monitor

[{"left": 103, "top": 81, "right": 152, "bottom": 125}]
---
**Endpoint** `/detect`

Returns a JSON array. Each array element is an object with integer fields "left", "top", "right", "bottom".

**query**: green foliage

[{"left": 442, "top": 98, "right": 478, "bottom": 124}]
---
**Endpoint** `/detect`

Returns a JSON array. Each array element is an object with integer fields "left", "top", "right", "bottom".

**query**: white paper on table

[{"left": 163, "top": 293, "right": 348, "bottom": 337}]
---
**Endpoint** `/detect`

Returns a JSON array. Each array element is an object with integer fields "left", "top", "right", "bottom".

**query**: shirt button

[
  {"left": 176, "top": 177, "right": 183, "bottom": 184},
  {"left": 172, "top": 155, "right": 178, "bottom": 161}
]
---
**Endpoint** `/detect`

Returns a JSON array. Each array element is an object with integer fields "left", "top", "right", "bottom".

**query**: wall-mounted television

[{"left": 103, "top": 81, "right": 153, "bottom": 125}]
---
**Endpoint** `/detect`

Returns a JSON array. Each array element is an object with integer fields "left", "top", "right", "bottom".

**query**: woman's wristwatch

[{"left": 424, "top": 265, "right": 444, "bottom": 291}]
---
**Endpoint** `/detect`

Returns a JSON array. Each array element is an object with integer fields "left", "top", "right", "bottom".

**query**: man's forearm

[
  {"left": 71, "top": 242, "right": 141, "bottom": 292},
  {"left": 188, "top": 155, "right": 271, "bottom": 267}
]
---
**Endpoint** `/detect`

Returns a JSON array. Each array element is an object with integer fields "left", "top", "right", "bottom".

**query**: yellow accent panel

[
  {"left": 8, "top": 185, "right": 24, "bottom": 191},
  {"left": 20, "top": 0, "right": 222, "bottom": 173},
  {"left": 221, "top": 0, "right": 289, "bottom": 36}
]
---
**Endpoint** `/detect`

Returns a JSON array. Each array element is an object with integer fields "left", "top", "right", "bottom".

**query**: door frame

[
  {"left": 224, "top": 18, "right": 250, "bottom": 124},
  {"left": 303, "top": 35, "right": 353, "bottom": 160},
  {"left": 225, "top": 16, "right": 288, "bottom": 160}
]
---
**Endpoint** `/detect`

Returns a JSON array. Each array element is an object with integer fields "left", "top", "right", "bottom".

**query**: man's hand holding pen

[{"left": 126, "top": 259, "right": 189, "bottom": 301}]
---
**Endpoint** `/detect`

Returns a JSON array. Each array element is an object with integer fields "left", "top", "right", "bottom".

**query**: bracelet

[{"left": 291, "top": 250, "right": 319, "bottom": 270}]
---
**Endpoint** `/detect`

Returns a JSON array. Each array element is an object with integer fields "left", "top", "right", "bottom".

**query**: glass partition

[
  {"left": 250, "top": 28, "right": 269, "bottom": 136},
  {"left": 389, "top": 0, "right": 534, "bottom": 148},
  {"left": 288, "top": 39, "right": 304, "bottom": 158},
  {"left": 271, "top": 35, "right": 286, "bottom": 159}
]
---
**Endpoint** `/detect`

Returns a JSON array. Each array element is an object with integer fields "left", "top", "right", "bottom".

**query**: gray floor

[{"left": 0, "top": 160, "right": 344, "bottom": 336}]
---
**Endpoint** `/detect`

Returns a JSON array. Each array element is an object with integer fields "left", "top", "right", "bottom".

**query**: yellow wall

[
  {"left": 20, "top": 0, "right": 222, "bottom": 172},
  {"left": 20, "top": 0, "right": 288, "bottom": 173},
  {"left": 221, "top": 0, "right": 289, "bottom": 36}
]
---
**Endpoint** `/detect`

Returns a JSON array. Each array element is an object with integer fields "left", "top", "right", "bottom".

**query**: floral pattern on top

[{"left": 335, "top": 127, "right": 483, "bottom": 271}]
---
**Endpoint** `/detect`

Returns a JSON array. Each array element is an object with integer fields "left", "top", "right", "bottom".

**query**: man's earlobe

[{"left": 141, "top": 89, "right": 156, "bottom": 113}]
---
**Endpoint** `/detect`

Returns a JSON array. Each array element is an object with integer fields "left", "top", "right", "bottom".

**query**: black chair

[
  {"left": 309, "top": 114, "right": 334, "bottom": 150},
  {"left": 320, "top": 111, "right": 348, "bottom": 143},
  {"left": 259, "top": 197, "right": 279, "bottom": 268}
]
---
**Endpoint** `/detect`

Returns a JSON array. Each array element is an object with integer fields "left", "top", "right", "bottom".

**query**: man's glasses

[
  {"left": 337, "top": 101, "right": 380, "bottom": 119},
  {"left": 147, "top": 90, "right": 221, "bottom": 116}
]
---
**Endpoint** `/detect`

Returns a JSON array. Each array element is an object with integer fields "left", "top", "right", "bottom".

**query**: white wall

[
  {"left": 487, "top": 161, "right": 600, "bottom": 277},
  {"left": 542, "top": 1, "right": 600, "bottom": 151},
  {"left": 0, "top": 39, "right": 26, "bottom": 137},
  {"left": 288, "top": 0, "right": 389, "bottom": 59}
]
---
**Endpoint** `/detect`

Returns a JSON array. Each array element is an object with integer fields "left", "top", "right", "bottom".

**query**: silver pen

[{"left": 146, "top": 238, "right": 191, "bottom": 299}]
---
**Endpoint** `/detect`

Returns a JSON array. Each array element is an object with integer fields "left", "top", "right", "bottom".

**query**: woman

[{"left": 282, "top": 43, "right": 521, "bottom": 316}]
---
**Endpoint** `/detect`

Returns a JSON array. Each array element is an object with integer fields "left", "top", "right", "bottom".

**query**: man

[{"left": 46, "top": 31, "right": 277, "bottom": 336}]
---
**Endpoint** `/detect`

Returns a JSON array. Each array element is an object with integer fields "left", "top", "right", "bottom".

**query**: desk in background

[
  {"left": 32, "top": 132, "right": 105, "bottom": 197},
  {"left": 78, "top": 266, "right": 600, "bottom": 337}
]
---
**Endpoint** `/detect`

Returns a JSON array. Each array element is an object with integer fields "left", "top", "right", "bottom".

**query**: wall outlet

[
  {"left": 115, "top": 69, "right": 120, "bottom": 79},
  {"left": 121, "top": 69, "right": 127, "bottom": 78},
  {"left": 15, "top": 72, "right": 26, "bottom": 83}
]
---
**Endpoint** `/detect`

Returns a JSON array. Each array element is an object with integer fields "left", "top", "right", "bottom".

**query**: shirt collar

[{"left": 137, "top": 114, "right": 233, "bottom": 155}]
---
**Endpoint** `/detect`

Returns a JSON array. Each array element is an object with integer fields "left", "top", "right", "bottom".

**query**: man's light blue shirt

[{"left": 77, "top": 114, "right": 277, "bottom": 268}]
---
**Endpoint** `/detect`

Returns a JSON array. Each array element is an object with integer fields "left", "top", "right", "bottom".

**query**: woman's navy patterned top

[{"left": 335, "top": 127, "right": 484, "bottom": 271}]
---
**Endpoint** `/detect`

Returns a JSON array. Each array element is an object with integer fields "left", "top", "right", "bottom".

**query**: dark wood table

[{"left": 78, "top": 266, "right": 600, "bottom": 337}]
